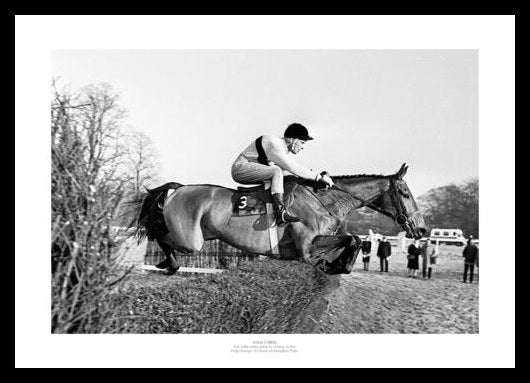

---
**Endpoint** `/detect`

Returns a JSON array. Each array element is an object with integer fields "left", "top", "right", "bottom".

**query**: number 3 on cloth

[{"left": 238, "top": 196, "right": 248, "bottom": 209}]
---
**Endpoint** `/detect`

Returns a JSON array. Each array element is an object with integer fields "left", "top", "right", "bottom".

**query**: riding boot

[{"left": 272, "top": 193, "right": 300, "bottom": 224}]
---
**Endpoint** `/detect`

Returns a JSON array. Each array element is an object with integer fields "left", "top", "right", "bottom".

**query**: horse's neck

[
  {"left": 295, "top": 182, "right": 364, "bottom": 220},
  {"left": 313, "top": 188, "right": 361, "bottom": 219},
  {"left": 291, "top": 176, "right": 390, "bottom": 220},
  {"left": 334, "top": 177, "right": 390, "bottom": 206}
]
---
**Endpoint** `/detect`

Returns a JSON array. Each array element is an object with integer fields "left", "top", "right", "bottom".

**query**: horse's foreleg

[
  {"left": 306, "top": 234, "right": 361, "bottom": 274},
  {"left": 335, "top": 236, "right": 362, "bottom": 274}
]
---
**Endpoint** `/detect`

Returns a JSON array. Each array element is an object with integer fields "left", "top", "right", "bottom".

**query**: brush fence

[{"left": 145, "top": 239, "right": 260, "bottom": 270}]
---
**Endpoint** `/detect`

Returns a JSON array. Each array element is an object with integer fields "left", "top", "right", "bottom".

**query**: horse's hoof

[
  {"left": 166, "top": 266, "right": 179, "bottom": 276},
  {"left": 155, "top": 259, "right": 170, "bottom": 269}
]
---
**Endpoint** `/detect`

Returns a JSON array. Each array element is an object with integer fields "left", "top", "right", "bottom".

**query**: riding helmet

[{"left": 284, "top": 123, "right": 313, "bottom": 141}]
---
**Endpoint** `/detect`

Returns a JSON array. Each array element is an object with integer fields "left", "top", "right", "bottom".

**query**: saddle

[
  {"left": 232, "top": 176, "right": 327, "bottom": 256},
  {"left": 232, "top": 176, "right": 301, "bottom": 216}
]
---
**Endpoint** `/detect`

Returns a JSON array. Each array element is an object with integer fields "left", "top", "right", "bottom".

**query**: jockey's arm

[{"left": 267, "top": 147, "right": 320, "bottom": 181}]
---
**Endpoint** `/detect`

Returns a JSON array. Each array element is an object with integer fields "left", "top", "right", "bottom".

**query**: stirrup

[{"left": 277, "top": 209, "right": 301, "bottom": 224}]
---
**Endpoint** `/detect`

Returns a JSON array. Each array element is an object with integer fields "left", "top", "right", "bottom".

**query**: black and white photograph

[{"left": 15, "top": 15, "right": 515, "bottom": 368}]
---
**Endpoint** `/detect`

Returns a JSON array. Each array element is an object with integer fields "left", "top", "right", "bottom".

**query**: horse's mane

[
  {"left": 294, "top": 177, "right": 368, "bottom": 214},
  {"left": 332, "top": 174, "right": 391, "bottom": 180},
  {"left": 164, "top": 174, "right": 391, "bottom": 192},
  {"left": 293, "top": 174, "right": 391, "bottom": 192}
]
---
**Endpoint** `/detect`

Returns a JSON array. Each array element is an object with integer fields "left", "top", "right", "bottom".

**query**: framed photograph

[{"left": 15, "top": 15, "right": 515, "bottom": 368}]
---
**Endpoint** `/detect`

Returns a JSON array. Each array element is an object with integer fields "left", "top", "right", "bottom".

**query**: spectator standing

[
  {"left": 377, "top": 237, "right": 392, "bottom": 272},
  {"left": 462, "top": 238, "right": 479, "bottom": 283},
  {"left": 421, "top": 239, "right": 436, "bottom": 279},
  {"left": 407, "top": 240, "right": 421, "bottom": 278},
  {"left": 361, "top": 237, "right": 372, "bottom": 271}
]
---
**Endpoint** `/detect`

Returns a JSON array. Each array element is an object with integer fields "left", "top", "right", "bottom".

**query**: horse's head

[{"left": 367, "top": 163, "right": 427, "bottom": 239}]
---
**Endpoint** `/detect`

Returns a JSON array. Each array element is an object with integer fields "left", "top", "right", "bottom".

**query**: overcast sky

[{"left": 52, "top": 49, "right": 478, "bottom": 196}]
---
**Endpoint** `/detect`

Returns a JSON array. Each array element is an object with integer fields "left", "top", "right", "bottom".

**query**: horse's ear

[
  {"left": 397, "top": 163, "right": 408, "bottom": 179},
  {"left": 396, "top": 163, "right": 409, "bottom": 179}
]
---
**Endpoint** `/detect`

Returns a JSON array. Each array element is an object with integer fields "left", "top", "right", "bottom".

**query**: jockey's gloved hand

[
  {"left": 317, "top": 171, "right": 334, "bottom": 188},
  {"left": 322, "top": 174, "right": 334, "bottom": 188}
]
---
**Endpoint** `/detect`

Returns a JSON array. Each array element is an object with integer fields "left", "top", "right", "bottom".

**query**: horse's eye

[{"left": 399, "top": 188, "right": 409, "bottom": 198}]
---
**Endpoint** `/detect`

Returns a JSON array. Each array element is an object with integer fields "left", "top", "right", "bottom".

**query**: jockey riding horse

[{"left": 231, "top": 123, "right": 335, "bottom": 225}]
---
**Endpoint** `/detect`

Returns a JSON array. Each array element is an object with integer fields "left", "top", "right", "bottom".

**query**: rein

[
  {"left": 303, "top": 183, "right": 367, "bottom": 218},
  {"left": 317, "top": 172, "right": 367, "bottom": 205},
  {"left": 330, "top": 184, "right": 367, "bottom": 205},
  {"left": 304, "top": 186, "right": 335, "bottom": 217},
  {"left": 299, "top": 176, "right": 408, "bottom": 225}
]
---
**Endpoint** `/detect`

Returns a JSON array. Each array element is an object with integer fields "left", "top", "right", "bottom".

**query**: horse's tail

[{"left": 124, "top": 182, "right": 184, "bottom": 243}]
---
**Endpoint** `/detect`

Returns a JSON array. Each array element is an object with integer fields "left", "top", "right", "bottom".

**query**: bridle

[
  {"left": 367, "top": 177, "right": 410, "bottom": 227},
  {"left": 310, "top": 175, "right": 413, "bottom": 229}
]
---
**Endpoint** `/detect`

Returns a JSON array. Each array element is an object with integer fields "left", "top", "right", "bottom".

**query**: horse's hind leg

[
  {"left": 155, "top": 258, "right": 170, "bottom": 270},
  {"left": 156, "top": 239, "right": 180, "bottom": 275}
]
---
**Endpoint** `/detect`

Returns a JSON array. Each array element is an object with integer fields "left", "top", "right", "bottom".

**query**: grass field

[{"left": 317, "top": 244, "right": 479, "bottom": 334}]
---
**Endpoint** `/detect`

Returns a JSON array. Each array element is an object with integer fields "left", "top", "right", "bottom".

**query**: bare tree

[
  {"left": 123, "top": 129, "right": 160, "bottom": 194},
  {"left": 51, "top": 80, "right": 134, "bottom": 333}
]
